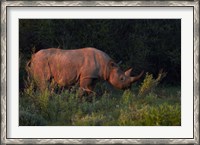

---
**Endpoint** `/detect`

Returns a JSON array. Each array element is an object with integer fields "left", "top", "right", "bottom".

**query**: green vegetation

[
  {"left": 139, "top": 69, "right": 167, "bottom": 96},
  {"left": 19, "top": 73, "right": 181, "bottom": 126}
]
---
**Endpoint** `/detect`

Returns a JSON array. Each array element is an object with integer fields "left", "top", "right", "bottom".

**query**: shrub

[
  {"left": 138, "top": 69, "right": 167, "bottom": 96},
  {"left": 19, "top": 111, "right": 47, "bottom": 126},
  {"left": 20, "top": 75, "right": 180, "bottom": 126},
  {"left": 138, "top": 103, "right": 181, "bottom": 126},
  {"left": 38, "top": 89, "right": 50, "bottom": 113},
  {"left": 73, "top": 113, "right": 106, "bottom": 126}
]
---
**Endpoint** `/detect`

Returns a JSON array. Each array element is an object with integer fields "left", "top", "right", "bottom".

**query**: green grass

[{"left": 19, "top": 81, "right": 181, "bottom": 126}]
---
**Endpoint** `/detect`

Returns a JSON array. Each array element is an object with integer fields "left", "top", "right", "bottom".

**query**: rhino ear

[
  {"left": 117, "top": 60, "right": 122, "bottom": 65},
  {"left": 109, "top": 61, "right": 117, "bottom": 68},
  {"left": 125, "top": 68, "right": 133, "bottom": 77}
]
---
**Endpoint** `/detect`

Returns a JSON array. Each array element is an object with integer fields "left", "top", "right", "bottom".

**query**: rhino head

[{"left": 108, "top": 61, "right": 144, "bottom": 90}]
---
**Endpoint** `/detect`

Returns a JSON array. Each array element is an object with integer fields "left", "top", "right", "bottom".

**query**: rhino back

[{"left": 31, "top": 48, "right": 111, "bottom": 87}]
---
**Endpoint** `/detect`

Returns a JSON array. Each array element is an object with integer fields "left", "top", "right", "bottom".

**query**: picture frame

[{"left": 1, "top": 0, "right": 199, "bottom": 144}]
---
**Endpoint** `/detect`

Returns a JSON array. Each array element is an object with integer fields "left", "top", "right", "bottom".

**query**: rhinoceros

[{"left": 26, "top": 47, "right": 144, "bottom": 94}]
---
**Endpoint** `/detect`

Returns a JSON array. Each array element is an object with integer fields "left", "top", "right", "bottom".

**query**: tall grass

[{"left": 19, "top": 72, "right": 181, "bottom": 126}]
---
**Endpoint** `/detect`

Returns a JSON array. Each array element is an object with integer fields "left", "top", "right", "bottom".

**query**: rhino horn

[
  {"left": 125, "top": 68, "right": 133, "bottom": 77},
  {"left": 130, "top": 70, "right": 144, "bottom": 83}
]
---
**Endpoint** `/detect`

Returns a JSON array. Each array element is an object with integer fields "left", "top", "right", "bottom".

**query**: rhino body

[{"left": 27, "top": 48, "right": 143, "bottom": 94}]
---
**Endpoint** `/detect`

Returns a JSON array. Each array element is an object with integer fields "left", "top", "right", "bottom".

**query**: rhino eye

[{"left": 120, "top": 76, "right": 125, "bottom": 81}]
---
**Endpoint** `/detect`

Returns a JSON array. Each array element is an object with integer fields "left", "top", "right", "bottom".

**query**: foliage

[
  {"left": 139, "top": 70, "right": 167, "bottom": 96},
  {"left": 19, "top": 79, "right": 181, "bottom": 126}
]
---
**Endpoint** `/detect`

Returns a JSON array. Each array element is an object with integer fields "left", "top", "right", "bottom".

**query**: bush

[
  {"left": 19, "top": 76, "right": 181, "bottom": 126},
  {"left": 139, "top": 70, "right": 167, "bottom": 96},
  {"left": 19, "top": 111, "right": 47, "bottom": 126},
  {"left": 137, "top": 103, "right": 181, "bottom": 126}
]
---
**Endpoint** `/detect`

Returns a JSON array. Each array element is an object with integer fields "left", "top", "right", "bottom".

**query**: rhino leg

[{"left": 79, "top": 78, "right": 97, "bottom": 96}]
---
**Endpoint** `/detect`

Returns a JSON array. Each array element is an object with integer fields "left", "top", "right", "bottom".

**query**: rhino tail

[
  {"left": 25, "top": 60, "right": 31, "bottom": 75},
  {"left": 26, "top": 53, "right": 36, "bottom": 76},
  {"left": 25, "top": 60, "right": 31, "bottom": 80}
]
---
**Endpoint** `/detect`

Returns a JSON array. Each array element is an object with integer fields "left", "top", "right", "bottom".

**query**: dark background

[{"left": 19, "top": 19, "right": 181, "bottom": 89}]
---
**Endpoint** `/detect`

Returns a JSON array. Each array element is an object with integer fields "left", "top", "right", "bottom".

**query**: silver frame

[{"left": 1, "top": 1, "right": 199, "bottom": 144}]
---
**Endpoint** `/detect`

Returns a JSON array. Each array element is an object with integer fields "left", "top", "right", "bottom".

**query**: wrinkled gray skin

[{"left": 27, "top": 48, "right": 144, "bottom": 94}]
